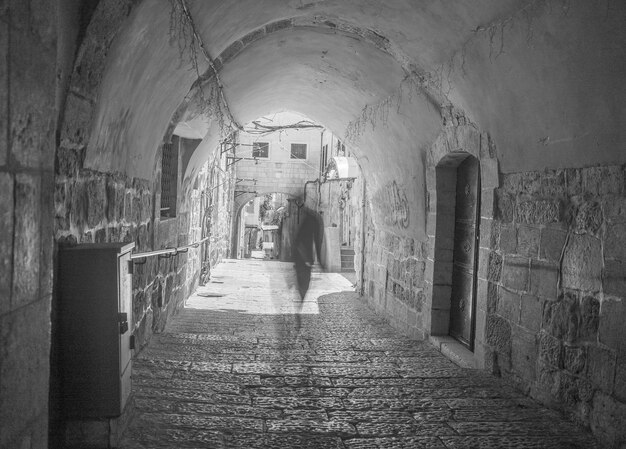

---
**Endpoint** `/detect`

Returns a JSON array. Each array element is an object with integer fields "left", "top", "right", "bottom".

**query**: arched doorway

[{"left": 433, "top": 152, "right": 481, "bottom": 350}]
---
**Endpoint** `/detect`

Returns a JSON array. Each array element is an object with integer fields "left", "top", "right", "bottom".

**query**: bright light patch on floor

[{"left": 185, "top": 259, "right": 355, "bottom": 314}]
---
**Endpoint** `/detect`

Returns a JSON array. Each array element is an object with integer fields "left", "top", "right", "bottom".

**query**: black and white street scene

[{"left": 1, "top": 1, "right": 626, "bottom": 448}]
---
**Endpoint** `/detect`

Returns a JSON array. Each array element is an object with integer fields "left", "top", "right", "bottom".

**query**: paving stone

[
  {"left": 344, "top": 436, "right": 446, "bottom": 448},
  {"left": 444, "top": 397, "right": 525, "bottom": 408},
  {"left": 256, "top": 434, "right": 345, "bottom": 449},
  {"left": 133, "top": 359, "right": 193, "bottom": 370},
  {"left": 120, "top": 258, "right": 599, "bottom": 448},
  {"left": 332, "top": 377, "right": 416, "bottom": 388},
  {"left": 247, "top": 386, "right": 321, "bottom": 397},
  {"left": 284, "top": 375, "right": 333, "bottom": 387},
  {"left": 260, "top": 376, "right": 288, "bottom": 387},
  {"left": 348, "top": 387, "right": 403, "bottom": 398},
  {"left": 441, "top": 436, "right": 599, "bottom": 449},
  {"left": 397, "top": 367, "right": 468, "bottom": 378},
  {"left": 328, "top": 410, "right": 415, "bottom": 423},
  {"left": 136, "top": 412, "right": 265, "bottom": 431},
  {"left": 174, "top": 402, "right": 283, "bottom": 419},
  {"left": 321, "top": 387, "right": 352, "bottom": 397},
  {"left": 133, "top": 397, "right": 176, "bottom": 412},
  {"left": 356, "top": 422, "right": 455, "bottom": 437},
  {"left": 313, "top": 353, "right": 370, "bottom": 363},
  {"left": 313, "top": 366, "right": 400, "bottom": 378},
  {"left": 134, "top": 376, "right": 239, "bottom": 392},
  {"left": 356, "top": 398, "right": 450, "bottom": 412},
  {"left": 253, "top": 396, "right": 344, "bottom": 409},
  {"left": 172, "top": 370, "right": 261, "bottom": 385},
  {"left": 452, "top": 407, "right": 558, "bottom": 421},
  {"left": 131, "top": 366, "right": 175, "bottom": 379},
  {"left": 190, "top": 361, "right": 233, "bottom": 372},
  {"left": 266, "top": 419, "right": 357, "bottom": 436},
  {"left": 283, "top": 408, "right": 329, "bottom": 420},
  {"left": 412, "top": 409, "right": 453, "bottom": 422},
  {"left": 120, "top": 427, "right": 232, "bottom": 449},
  {"left": 447, "top": 420, "right": 556, "bottom": 436},
  {"left": 134, "top": 385, "right": 251, "bottom": 405}
]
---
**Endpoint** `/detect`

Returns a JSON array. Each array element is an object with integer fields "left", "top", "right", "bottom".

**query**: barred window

[
  {"left": 252, "top": 142, "right": 269, "bottom": 158},
  {"left": 290, "top": 143, "right": 307, "bottom": 160},
  {"left": 160, "top": 138, "right": 179, "bottom": 218}
]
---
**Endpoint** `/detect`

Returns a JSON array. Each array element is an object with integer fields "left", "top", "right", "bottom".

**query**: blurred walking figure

[{"left": 293, "top": 207, "right": 323, "bottom": 331}]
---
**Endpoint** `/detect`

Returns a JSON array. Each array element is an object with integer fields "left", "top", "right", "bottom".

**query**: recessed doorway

[{"left": 433, "top": 152, "right": 481, "bottom": 351}]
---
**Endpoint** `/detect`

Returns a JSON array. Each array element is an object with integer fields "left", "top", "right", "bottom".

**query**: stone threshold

[{"left": 429, "top": 335, "right": 477, "bottom": 369}]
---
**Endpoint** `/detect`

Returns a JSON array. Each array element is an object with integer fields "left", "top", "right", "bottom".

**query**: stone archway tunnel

[{"left": 1, "top": 0, "right": 626, "bottom": 447}]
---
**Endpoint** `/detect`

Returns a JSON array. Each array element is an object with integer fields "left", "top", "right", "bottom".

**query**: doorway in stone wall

[
  {"left": 449, "top": 156, "right": 481, "bottom": 349},
  {"left": 433, "top": 152, "right": 481, "bottom": 351}
]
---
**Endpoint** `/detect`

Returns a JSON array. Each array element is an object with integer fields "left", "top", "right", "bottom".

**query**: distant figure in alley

[{"left": 293, "top": 207, "right": 323, "bottom": 329}]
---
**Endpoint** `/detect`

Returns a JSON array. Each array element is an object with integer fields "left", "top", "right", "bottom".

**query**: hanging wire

[
  {"left": 243, "top": 120, "right": 323, "bottom": 135},
  {"left": 171, "top": 0, "right": 244, "bottom": 133}
]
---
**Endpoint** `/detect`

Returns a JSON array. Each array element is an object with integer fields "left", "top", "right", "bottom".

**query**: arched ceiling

[
  {"left": 86, "top": 0, "right": 626, "bottom": 178},
  {"left": 219, "top": 27, "right": 406, "bottom": 136},
  {"left": 80, "top": 0, "right": 626, "bottom": 238}
]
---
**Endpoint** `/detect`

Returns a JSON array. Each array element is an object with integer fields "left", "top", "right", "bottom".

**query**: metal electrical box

[{"left": 58, "top": 242, "right": 135, "bottom": 418}]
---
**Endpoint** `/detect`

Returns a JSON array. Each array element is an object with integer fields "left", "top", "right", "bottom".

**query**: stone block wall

[
  {"left": 362, "top": 224, "right": 428, "bottom": 339},
  {"left": 50, "top": 142, "right": 216, "bottom": 447},
  {"left": 54, "top": 145, "right": 189, "bottom": 349},
  {"left": 209, "top": 156, "right": 236, "bottom": 266},
  {"left": 361, "top": 113, "right": 499, "bottom": 349},
  {"left": 487, "top": 165, "right": 626, "bottom": 447},
  {"left": 0, "top": 1, "right": 57, "bottom": 447}
]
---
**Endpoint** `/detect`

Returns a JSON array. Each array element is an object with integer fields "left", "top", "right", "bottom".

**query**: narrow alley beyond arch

[{"left": 121, "top": 259, "right": 597, "bottom": 449}]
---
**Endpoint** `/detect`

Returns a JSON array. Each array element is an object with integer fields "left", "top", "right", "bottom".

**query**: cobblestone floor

[{"left": 121, "top": 259, "right": 599, "bottom": 448}]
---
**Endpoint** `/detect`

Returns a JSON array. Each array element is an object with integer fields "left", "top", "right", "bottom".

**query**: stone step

[{"left": 340, "top": 247, "right": 354, "bottom": 270}]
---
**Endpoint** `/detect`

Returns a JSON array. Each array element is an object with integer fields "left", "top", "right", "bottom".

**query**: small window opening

[
  {"left": 321, "top": 144, "right": 328, "bottom": 174},
  {"left": 290, "top": 143, "right": 307, "bottom": 160},
  {"left": 160, "top": 137, "right": 179, "bottom": 218},
  {"left": 253, "top": 142, "right": 269, "bottom": 158}
]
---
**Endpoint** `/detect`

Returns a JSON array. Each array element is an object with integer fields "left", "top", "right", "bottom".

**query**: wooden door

[{"left": 449, "top": 157, "right": 481, "bottom": 349}]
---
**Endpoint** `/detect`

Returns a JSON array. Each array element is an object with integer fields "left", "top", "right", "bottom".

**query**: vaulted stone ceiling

[{"left": 81, "top": 0, "right": 626, "bottom": 237}]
